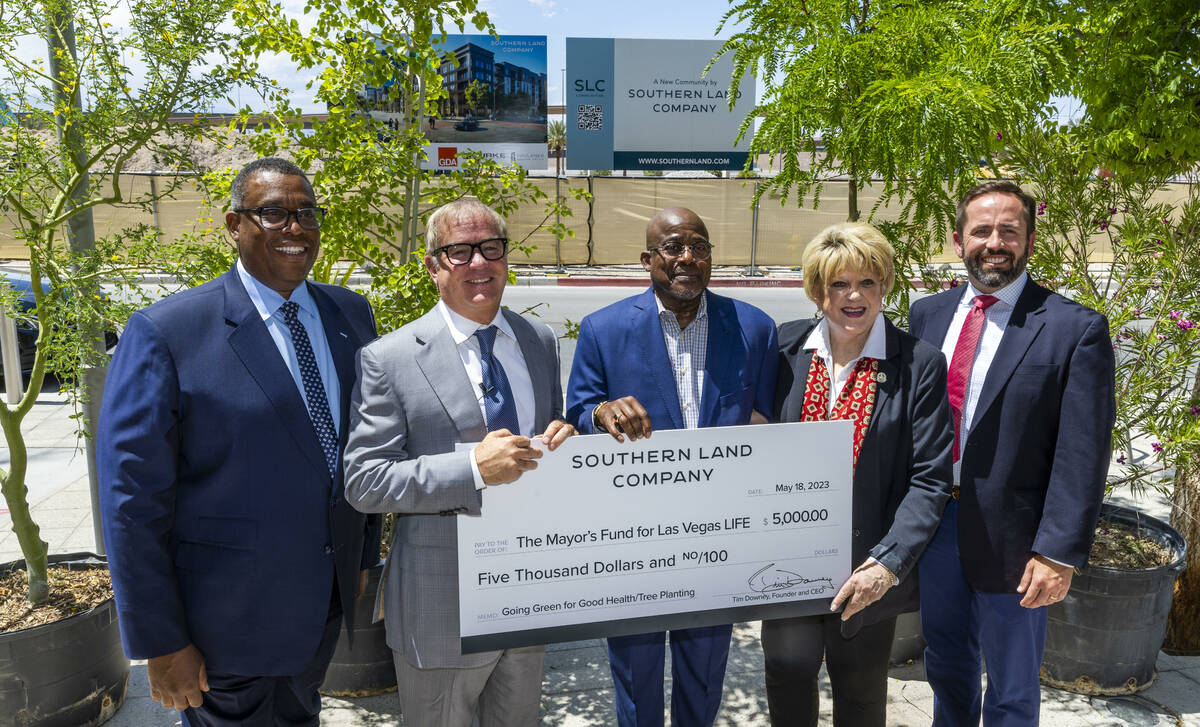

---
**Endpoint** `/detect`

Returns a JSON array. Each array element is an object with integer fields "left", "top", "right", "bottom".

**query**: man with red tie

[{"left": 909, "top": 180, "right": 1115, "bottom": 726}]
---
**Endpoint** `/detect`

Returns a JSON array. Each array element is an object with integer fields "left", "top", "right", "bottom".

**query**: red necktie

[{"left": 947, "top": 295, "right": 998, "bottom": 462}]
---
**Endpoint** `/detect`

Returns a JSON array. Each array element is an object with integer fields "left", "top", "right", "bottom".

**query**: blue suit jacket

[
  {"left": 565, "top": 287, "right": 778, "bottom": 434},
  {"left": 909, "top": 279, "right": 1115, "bottom": 592},
  {"left": 98, "top": 268, "right": 380, "bottom": 675}
]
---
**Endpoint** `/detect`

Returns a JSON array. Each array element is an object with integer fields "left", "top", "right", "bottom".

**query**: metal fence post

[
  {"left": 1, "top": 311, "right": 23, "bottom": 404},
  {"left": 744, "top": 180, "right": 763, "bottom": 276},
  {"left": 149, "top": 173, "right": 161, "bottom": 234}
]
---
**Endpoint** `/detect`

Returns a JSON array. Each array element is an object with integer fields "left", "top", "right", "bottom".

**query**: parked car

[
  {"left": 0, "top": 273, "right": 119, "bottom": 382},
  {"left": 454, "top": 118, "right": 479, "bottom": 131}
]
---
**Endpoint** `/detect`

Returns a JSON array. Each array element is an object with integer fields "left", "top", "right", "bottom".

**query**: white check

[{"left": 457, "top": 420, "right": 853, "bottom": 652}]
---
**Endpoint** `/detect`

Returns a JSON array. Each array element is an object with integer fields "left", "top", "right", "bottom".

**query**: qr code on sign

[{"left": 577, "top": 105, "right": 603, "bottom": 131}]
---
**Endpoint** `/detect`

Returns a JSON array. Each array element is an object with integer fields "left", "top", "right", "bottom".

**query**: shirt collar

[
  {"left": 436, "top": 300, "right": 517, "bottom": 345},
  {"left": 803, "top": 312, "right": 887, "bottom": 360},
  {"left": 654, "top": 291, "right": 708, "bottom": 326},
  {"left": 958, "top": 271, "right": 1027, "bottom": 310},
  {"left": 236, "top": 258, "right": 316, "bottom": 321}
]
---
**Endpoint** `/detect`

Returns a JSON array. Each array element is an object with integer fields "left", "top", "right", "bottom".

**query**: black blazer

[
  {"left": 909, "top": 279, "right": 1115, "bottom": 592},
  {"left": 775, "top": 316, "right": 953, "bottom": 635}
]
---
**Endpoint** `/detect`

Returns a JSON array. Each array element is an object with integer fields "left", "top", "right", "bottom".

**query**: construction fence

[{"left": 4, "top": 174, "right": 1187, "bottom": 266}]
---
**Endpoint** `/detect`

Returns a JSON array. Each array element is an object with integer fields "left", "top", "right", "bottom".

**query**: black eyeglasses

[
  {"left": 236, "top": 206, "right": 326, "bottom": 231},
  {"left": 433, "top": 238, "right": 509, "bottom": 266},
  {"left": 653, "top": 240, "right": 714, "bottom": 260}
]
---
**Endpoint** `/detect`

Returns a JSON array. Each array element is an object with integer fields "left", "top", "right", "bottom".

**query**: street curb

[{"left": 508, "top": 275, "right": 806, "bottom": 288}]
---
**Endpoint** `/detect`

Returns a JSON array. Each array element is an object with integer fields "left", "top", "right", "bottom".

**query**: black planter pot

[
  {"left": 319, "top": 563, "right": 396, "bottom": 696},
  {"left": 1040, "top": 504, "right": 1187, "bottom": 695},
  {"left": 0, "top": 552, "right": 129, "bottom": 726}
]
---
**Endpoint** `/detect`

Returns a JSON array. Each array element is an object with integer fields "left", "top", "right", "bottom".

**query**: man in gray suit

[{"left": 343, "top": 199, "right": 576, "bottom": 727}]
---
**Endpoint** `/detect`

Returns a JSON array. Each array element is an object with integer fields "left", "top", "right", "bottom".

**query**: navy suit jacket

[
  {"left": 98, "top": 268, "right": 380, "bottom": 675},
  {"left": 775, "top": 317, "right": 953, "bottom": 635},
  {"left": 565, "top": 287, "right": 778, "bottom": 435},
  {"left": 909, "top": 279, "right": 1115, "bottom": 592}
]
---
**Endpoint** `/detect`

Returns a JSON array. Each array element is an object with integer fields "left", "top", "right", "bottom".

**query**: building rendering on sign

[
  {"left": 439, "top": 41, "right": 546, "bottom": 121},
  {"left": 353, "top": 34, "right": 548, "bottom": 171}
]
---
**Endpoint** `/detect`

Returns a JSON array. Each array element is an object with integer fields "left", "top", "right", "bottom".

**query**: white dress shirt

[
  {"left": 802, "top": 313, "right": 887, "bottom": 416},
  {"left": 236, "top": 258, "right": 341, "bottom": 434},
  {"left": 436, "top": 301, "right": 536, "bottom": 488},
  {"left": 655, "top": 294, "right": 708, "bottom": 430},
  {"left": 938, "top": 272, "right": 1027, "bottom": 479}
]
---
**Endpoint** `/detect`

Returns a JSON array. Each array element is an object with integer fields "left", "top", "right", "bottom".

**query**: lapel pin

[
  {"left": 876, "top": 372, "right": 887, "bottom": 383},
  {"left": 339, "top": 331, "right": 349, "bottom": 338}
]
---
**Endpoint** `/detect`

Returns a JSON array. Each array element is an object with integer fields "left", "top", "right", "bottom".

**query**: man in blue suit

[
  {"left": 98, "top": 157, "right": 380, "bottom": 726},
  {"left": 909, "top": 180, "right": 1115, "bottom": 726},
  {"left": 565, "top": 206, "right": 778, "bottom": 727}
]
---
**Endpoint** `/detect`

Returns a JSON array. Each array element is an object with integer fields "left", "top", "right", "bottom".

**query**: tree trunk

[
  {"left": 1165, "top": 370, "right": 1200, "bottom": 654},
  {"left": 1165, "top": 449, "right": 1200, "bottom": 653},
  {"left": 847, "top": 172, "right": 861, "bottom": 222},
  {"left": 0, "top": 405, "right": 50, "bottom": 603}
]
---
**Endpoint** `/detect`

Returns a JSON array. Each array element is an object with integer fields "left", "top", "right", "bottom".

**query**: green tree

[
  {"left": 547, "top": 119, "right": 566, "bottom": 177},
  {"left": 714, "top": 0, "right": 1071, "bottom": 309},
  {"left": 1068, "top": 0, "right": 1200, "bottom": 175},
  {"left": 219, "top": 0, "right": 585, "bottom": 330},
  {"left": 0, "top": 0, "right": 250, "bottom": 602},
  {"left": 1048, "top": 0, "right": 1200, "bottom": 653},
  {"left": 464, "top": 78, "right": 487, "bottom": 117}
]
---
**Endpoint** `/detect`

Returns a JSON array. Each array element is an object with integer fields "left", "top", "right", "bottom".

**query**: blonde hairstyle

[{"left": 801, "top": 222, "right": 896, "bottom": 306}]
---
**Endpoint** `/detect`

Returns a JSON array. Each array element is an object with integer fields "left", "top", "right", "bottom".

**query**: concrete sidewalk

[{"left": 3, "top": 386, "right": 1199, "bottom": 726}]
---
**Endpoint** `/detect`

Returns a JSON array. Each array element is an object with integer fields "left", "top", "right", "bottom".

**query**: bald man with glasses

[
  {"left": 343, "top": 199, "right": 576, "bottom": 726},
  {"left": 565, "top": 206, "right": 779, "bottom": 727}
]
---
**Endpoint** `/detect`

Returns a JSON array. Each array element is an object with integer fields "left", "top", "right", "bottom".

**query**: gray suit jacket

[{"left": 343, "top": 306, "right": 562, "bottom": 669}]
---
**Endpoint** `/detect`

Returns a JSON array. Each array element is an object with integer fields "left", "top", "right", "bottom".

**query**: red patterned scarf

[{"left": 800, "top": 355, "right": 879, "bottom": 468}]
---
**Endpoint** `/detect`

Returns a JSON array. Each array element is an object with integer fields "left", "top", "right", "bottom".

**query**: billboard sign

[
  {"left": 424, "top": 34, "right": 548, "bottom": 171},
  {"left": 566, "top": 38, "right": 754, "bottom": 171}
]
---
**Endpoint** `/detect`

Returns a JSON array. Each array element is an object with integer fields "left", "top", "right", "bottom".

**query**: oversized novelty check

[{"left": 457, "top": 420, "right": 853, "bottom": 652}]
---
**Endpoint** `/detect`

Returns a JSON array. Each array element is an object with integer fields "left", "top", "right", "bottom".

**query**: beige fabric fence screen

[{"left": 3, "top": 174, "right": 1174, "bottom": 264}]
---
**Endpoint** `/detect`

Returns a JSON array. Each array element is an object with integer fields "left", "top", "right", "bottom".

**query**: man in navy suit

[
  {"left": 98, "top": 157, "right": 380, "bottom": 726},
  {"left": 565, "top": 207, "right": 778, "bottom": 727},
  {"left": 909, "top": 180, "right": 1115, "bottom": 726}
]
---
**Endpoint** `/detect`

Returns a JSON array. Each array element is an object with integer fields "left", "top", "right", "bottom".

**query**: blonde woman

[{"left": 763, "top": 222, "right": 953, "bottom": 725}]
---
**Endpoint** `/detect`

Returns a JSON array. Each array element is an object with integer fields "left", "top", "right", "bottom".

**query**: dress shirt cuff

[
  {"left": 1037, "top": 552, "right": 1072, "bottom": 568},
  {"left": 469, "top": 446, "right": 487, "bottom": 490}
]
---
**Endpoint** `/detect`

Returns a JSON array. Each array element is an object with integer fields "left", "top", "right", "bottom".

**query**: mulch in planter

[
  {"left": 0, "top": 566, "right": 113, "bottom": 632},
  {"left": 1089, "top": 519, "right": 1173, "bottom": 569}
]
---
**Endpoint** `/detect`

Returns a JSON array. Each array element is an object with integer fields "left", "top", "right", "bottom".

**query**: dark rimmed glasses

[
  {"left": 235, "top": 206, "right": 327, "bottom": 231},
  {"left": 653, "top": 240, "right": 714, "bottom": 260},
  {"left": 433, "top": 237, "right": 509, "bottom": 266}
]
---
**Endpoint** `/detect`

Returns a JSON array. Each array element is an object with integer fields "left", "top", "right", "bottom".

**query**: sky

[
  {"left": 481, "top": 0, "right": 744, "bottom": 106},
  {"left": 8, "top": 0, "right": 1082, "bottom": 121}
]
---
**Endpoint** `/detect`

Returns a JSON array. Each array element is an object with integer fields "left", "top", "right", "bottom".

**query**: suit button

[{"left": 324, "top": 544, "right": 334, "bottom": 554}]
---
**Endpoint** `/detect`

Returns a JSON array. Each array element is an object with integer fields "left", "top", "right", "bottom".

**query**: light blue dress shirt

[{"left": 236, "top": 259, "right": 342, "bottom": 434}]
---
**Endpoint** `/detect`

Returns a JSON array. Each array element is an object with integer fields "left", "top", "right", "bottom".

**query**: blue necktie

[
  {"left": 280, "top": 301, "right": 338, "bottom": 477},
  {"left": 475, "top": 326, "right": 520, "bottom": 433}
]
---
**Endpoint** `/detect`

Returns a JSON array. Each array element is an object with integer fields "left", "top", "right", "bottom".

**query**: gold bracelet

[{"left": 592, "top": 401, "right": 609, "bottom": 429}]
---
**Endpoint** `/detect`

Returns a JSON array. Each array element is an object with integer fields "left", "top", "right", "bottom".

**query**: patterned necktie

[
  {"left": 947, "top": 294, "right": 999, "bottom": 462},
  {"left": 280, "top": 301, "right": 338, "bottom": 477},
  {"left": 474, "top": 326, "right": 520, "bottom": 433}
]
